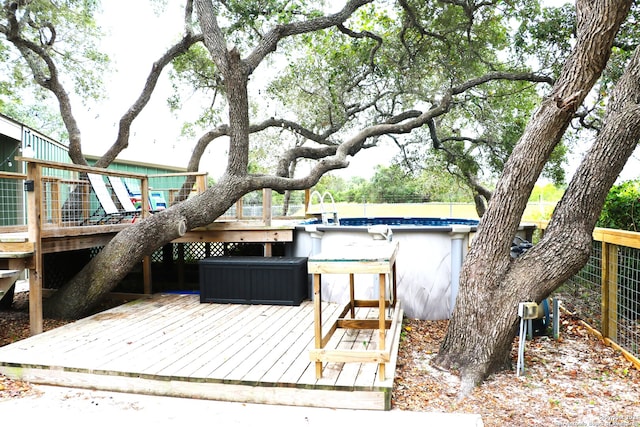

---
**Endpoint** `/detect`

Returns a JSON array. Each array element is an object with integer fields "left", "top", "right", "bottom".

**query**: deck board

[
  {"left": 0, "top": 294, "right": 402, "bottom": 410},
  {"left": 166, "top": 303, "right": 275, "bottom": 378},
  {"left": 189, "top": 304, "right": 286, "bottom": 378},
  {"left": 97, "top": 298, "right": 213, "bottom": 372},
  {"left": 233, "top": 302, "right": 314, "bottom": 383},
  {"left": 152, "top": 304, "right": 254, "bottom": 377},
  {"left": 67, "top": 297, "right": 203, "bottom": 369},
  {"left": 142, "top": 303, "right": 244, "bottom": 375}
]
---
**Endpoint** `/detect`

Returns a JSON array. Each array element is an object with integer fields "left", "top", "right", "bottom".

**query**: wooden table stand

[{"left": 308, "top": 241, "right": 401, "bottom": 381}]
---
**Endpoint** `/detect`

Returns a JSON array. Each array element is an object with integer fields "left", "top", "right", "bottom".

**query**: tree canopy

[
  {"left": 2, "top": 1, "right": 637, "bottom": 195},
  {"left": 597, "top": 179, "right": 640, "bottom": 232}
]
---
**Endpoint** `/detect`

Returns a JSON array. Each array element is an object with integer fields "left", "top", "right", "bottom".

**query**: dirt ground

[
  {"left": 393, "top": 316, "right": 640, "bottom": 426},
  {"left": 2, "top": 291, "right": 640, "bottom": 426}
]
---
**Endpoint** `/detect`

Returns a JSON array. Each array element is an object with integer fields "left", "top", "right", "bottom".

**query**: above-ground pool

[
  {"left": 290, "top": 217, "right": 533, "bottom": 320},
  {"left": 309, "top": 216, "right": 480, "bottom": 227}
]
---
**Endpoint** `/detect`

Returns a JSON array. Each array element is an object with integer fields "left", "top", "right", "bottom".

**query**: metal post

[
  {"left": 553, "top": 298, "right": 560, "bottom": 340},
  {"left": 517, "top": 317, "right": 527, "bottom": 376}
]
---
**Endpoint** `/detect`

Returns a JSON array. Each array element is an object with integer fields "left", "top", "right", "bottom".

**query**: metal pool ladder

[{"left": 308, "top": 191, "right": 339, "bottom": 225}]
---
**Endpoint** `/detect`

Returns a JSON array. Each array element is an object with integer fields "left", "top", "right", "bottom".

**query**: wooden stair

[
  {"left": 0, "top": 269, "right": 20, "bottom": 307},
  {"left": 0, "top": 232, "right": 33, "bottom": 307}
]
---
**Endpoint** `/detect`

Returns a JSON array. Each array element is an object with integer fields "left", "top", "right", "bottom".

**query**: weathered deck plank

[
  {"left": 0, "top": 298, "right": 167, "bottom": 364},
  {"left": 163, "top": 303, "right": 277, "bottom": 378},
  {"left": 272, "top": 301, "right": 343, "bottom": 386},
  {"left": 232, "top": 302, "right": 315, "bottom": 383},
  {"left": 209, "top": 304, "right": 299, "bottom": 380},
  {"left": 152, "top": 303, "right": 260, "bottom": 378},
  {"left": 95, "top": 297, "right": 214, "bottom": 372},
  {"left": 0, "top": 294, "right": 401, "bottom": 410},
  {"left": 141, "top": 303, "right": 246, "bottom": 375}
]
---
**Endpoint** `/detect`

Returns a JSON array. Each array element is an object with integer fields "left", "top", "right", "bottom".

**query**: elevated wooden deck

[
  {"left": 1, "top": 157, "right": 304, "bottom": 334},
  {"left": 0, "top": 294, "right": 403, "bottom": 410},
  {"left": 1, "top": 159, "right": 404, "bottom": 409}
]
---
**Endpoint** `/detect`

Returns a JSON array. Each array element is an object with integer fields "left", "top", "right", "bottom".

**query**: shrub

[{"left": 597, "top": 180, "right": 640, "bottom": 231}]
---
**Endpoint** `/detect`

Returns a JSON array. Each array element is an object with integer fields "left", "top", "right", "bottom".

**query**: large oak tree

[
  {"left": 1, "top": 0, "right": 554, "bottom": 317},
  {"left": 3, "top": 0, "right": 640, "bottom": 392},
  {"left": 434, "top": 0, "right": 638, "bottom": 394}
]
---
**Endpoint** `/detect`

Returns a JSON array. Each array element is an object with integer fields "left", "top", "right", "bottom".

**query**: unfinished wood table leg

[
  {"left": 392, "top": 262, "right": 397, "bottom": 306},
  {"left": 349, "top": 273, "right": 355, "bottom": 318},
  {"left": 314, "top": 273, "right": 323, "bottom": 378},
  {"left": 378, "top": 272, "right": 386, "bottom": 380}
]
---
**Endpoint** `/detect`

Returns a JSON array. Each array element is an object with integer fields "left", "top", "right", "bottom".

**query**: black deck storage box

[{"left": 199, "top": 256, "right": 309, "bottom": 306}]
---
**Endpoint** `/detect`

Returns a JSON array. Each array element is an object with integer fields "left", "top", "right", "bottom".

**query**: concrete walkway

[{"left": 0, "top": 385, "right": 484, "bottom": 426}]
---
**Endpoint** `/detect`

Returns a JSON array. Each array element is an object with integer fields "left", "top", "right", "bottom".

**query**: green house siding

[
  {"left": 23, "top": 129, "right": 70, "bottom": 164},
  {"left": 1, "top": 113, "right": 189, "bottom": 225}
]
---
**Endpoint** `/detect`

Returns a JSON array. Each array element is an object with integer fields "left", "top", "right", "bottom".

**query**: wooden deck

[{"left": 0, "top": 294, "right": 403, "bottom": 410}]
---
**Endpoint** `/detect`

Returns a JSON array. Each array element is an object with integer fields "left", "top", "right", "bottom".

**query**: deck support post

[
  {"left": 143, "top": 255, "right": 152, "bottom": 295},
  {"left": 26, "top": 161, "right": 43, "bottom": 335},
  {"left": 378, "top": 272, "right": 386, "bottom": 380}
]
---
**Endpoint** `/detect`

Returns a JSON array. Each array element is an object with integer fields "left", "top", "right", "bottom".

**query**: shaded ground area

[{"left": 2, "top": 291, "right": 640, "bottom": 426}]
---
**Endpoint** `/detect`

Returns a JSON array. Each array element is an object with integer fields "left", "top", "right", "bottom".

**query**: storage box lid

[{"left": 199, "top": 256, "right": 308, "bottom": 266}]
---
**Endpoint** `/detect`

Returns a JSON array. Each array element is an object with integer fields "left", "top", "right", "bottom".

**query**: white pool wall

[{"left": 291, "top": 220, "right": 534, "bottom": 320}]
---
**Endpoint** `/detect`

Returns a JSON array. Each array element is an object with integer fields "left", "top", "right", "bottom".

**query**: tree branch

[
  {"left": 183, "top": 67, "right": 557, "bottom": 197},
  {"left": 244, "top": 0, "right": 374, "bottom": 72},
  {"left": 3, "top": 1, "right": 205, "bottom": 168},
  {"left": 451, "top": 71, "right": 554, "bottom": 95},
  {"left": 4, "top": 3, "right": 85, "bottom": 164},
  {"left": 95, "top": 31, "right": 204, "bottom": 168},
  {"left": 194, "top": 0, "right": 232, "bottom": 76},
  {"left": 397, "top": 0, "right": 448, "bottom": 43}
]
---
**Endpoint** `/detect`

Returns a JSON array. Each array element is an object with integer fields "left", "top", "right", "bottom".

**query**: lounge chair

[
  {"left": 124, "top": 181, "right": 168, "bottom": 213},
  {"left": 149, "top": 190, "right": 168, "bottom": 211},
  {"left": 85, "top": 173, "right": 123, "bottom": 224},
  {"left": 108, "top": 176, "right": 140, "bottom": 221}
]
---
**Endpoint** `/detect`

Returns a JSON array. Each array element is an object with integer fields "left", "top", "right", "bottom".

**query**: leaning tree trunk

[
  {"left": 44, "top": 0, "right": 375, "bottom": 318},
  {"left": 44, "top": 174, "right": 254, "bottom": 318},
  {"left": 433, "top": 0, "right": 634, "bottom": 395}
]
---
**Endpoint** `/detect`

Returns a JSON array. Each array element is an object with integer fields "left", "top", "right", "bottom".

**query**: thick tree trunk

[
  {"left": 433, "top": 0, "right": 634, "bottom": 394},
  {"left": 44, "top": 174, "right": 253, "bottom": 318},
  {"left": 44, "top": 0, "right": 376, "bottom": 318}
]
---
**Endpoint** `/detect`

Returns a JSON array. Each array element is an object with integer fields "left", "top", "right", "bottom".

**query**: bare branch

[
  {"left": 95, "top": 32, "right": 204, "bottom": 168},
  {"left": 245, "top": 0, "right": 374, "bottom": 72}
]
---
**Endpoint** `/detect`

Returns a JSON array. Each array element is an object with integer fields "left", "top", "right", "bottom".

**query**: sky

[
  {"left": 76, "top": 0, "right": 638, "bottom": 184},
  {"left": 78, "top": 2, "right": 199, "bottom": 170}
]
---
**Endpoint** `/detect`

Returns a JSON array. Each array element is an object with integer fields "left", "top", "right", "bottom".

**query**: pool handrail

[{"left": 308, "top": 190, "right": 339, "bottom": 225}]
